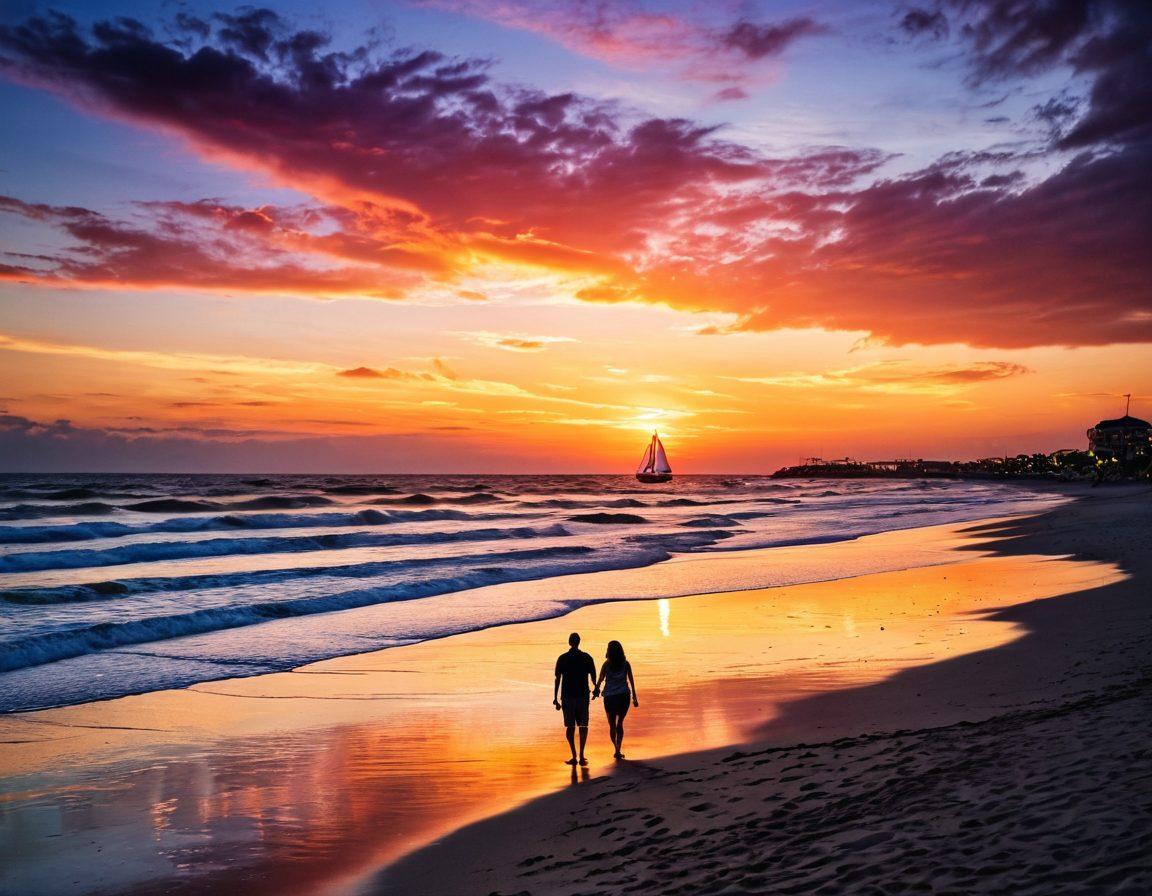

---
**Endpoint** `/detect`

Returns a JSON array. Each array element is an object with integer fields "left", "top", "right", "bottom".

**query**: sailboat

[{"left": 636, "top": 431, "right": 673, "bottom": 483}]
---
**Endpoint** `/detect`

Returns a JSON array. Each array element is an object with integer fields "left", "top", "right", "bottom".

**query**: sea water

[{"left": 0, "top": 474, "right": 1064, "bottom": 712}]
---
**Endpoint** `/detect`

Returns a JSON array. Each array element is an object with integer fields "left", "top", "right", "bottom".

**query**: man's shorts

[{"left": 562, "top": 695, "right": 590, "bottom": 727}]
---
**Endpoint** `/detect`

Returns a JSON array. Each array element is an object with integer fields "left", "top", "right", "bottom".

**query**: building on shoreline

[
  {"left": 1084, "top": 396, "right": 1151, "bottom": 480},
  {"left": 1087, "top": 414, "right": 1151, "bottom": 465}
]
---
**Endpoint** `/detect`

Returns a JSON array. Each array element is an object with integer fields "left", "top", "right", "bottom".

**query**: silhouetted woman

[{"left": 595, "top": 640, "right": 638, "bottom": 759}]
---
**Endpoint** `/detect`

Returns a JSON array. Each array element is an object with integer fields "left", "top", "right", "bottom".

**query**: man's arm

[
  {"left": 553, "top": 657, "right": 562, "bottom": 707},
  {"left": 593, "top": 661, "right": 606, "bottom": 699}
]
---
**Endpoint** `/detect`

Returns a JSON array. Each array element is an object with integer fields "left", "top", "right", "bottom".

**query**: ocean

[{"left": 0, "top": 474, "right": 1065, "bottom": 713}]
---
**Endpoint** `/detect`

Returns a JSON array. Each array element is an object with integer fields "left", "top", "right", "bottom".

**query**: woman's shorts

[{"left": 603, "top": 693, "right": 631, "bottom": 717}]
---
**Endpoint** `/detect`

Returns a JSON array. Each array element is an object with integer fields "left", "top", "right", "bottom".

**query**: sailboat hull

[{"left": 636, "top": 472, "right": 673, "bottom": 484}]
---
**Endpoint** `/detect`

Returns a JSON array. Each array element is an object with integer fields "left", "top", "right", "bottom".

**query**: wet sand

[
  {"left": 379, "top": 487, "right": 1152, "bottom": 895},
  {"left": 1, "top": 490, "right": 1144, "bottom": 896}
]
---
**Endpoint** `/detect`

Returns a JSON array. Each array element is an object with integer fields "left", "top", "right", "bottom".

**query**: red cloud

[
  {"left": 701, "top": 148, "right": 1152, "bottom": 347},
  {"left": 0, "top": 14, "right": 856, "bottom": 247},
  {"left": 0, "top": 194, "right": 432, "bottom": 297},
  {"left": 0, "top": 9, "right": 1149, "bottom": 348}
]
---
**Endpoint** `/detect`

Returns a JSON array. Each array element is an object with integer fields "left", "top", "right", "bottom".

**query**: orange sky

[{"left": 0, "top": 2, "right": 1149, "bottom": 472}]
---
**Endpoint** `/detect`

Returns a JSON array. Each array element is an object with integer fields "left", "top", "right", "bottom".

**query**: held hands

[{"left": 592, "top": 688, "right": 601, "bottom": 700}]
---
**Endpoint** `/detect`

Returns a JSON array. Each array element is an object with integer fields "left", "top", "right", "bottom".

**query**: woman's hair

[{"left": 606, "top": 640, "right": 626, "bottom": 669}]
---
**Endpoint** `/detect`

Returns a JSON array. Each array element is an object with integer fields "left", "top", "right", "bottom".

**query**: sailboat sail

[
  {"left": 653, "top": 438, "right": 671, "bottom": 474},
  {"left": 636, "top": 440, "right": 655, "bottom": 474}
]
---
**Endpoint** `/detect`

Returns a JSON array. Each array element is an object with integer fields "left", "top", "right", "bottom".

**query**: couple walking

[{"left": 553, "top": 632, "right": 638, "bottom": 765}]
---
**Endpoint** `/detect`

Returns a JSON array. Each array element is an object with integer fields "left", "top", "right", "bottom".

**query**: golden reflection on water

[{"left": 0, "top": 553, "right": 1122, "bottom": 896}]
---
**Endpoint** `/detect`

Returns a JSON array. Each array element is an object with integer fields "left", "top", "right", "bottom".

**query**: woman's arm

[
  {"left": 627, "top": 662, "right": 638, "bottom": 706},
  {"left": 594, "top": 662, "right": 607, "bottom": 698}
]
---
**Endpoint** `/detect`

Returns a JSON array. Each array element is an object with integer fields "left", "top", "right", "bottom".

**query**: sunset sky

[{"left": 0, "top": 0, "right": 1148, "bottom": 472}]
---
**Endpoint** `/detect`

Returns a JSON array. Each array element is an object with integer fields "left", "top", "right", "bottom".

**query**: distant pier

[{"left": 770, "top": 454, "right": 1095, "bottom": 481}]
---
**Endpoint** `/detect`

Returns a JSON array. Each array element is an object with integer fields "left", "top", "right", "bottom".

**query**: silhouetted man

[{"left": 554, "top": 632, "right": 596, "bottom": 765}]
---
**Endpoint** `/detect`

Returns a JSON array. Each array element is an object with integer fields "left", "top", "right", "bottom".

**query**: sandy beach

[
  {"left": 2, "top": 486, "right": 1149, "bottom": 896},
  {"left": 379, "top": 487, "right": 1152, "bottom": 895}
]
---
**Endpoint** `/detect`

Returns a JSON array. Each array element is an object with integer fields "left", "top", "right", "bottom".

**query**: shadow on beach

[{"left": 750, "top": 486, "right": 1151, "bottom": 744}]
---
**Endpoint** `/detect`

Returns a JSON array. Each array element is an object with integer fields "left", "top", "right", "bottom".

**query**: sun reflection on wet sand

[{"left": 0, "top": 534, "right": 1122, "bottom": 896}]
